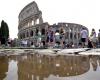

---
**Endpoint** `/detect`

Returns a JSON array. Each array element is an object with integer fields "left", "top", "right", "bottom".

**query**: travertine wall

[
  {"left": 50, "top": 23, "right": 88, "bottom": 46},
  {"left": 18, "top": 1, "right": 88, "bottom": 47},
  {"left": 18, "top": 1, "right": 46, "bottom": 46}
]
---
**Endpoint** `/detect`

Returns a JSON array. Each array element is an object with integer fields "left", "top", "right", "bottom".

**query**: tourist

[
  {"left": 90, "top": 28, "right": 97, "bottom": 48},
  {"left": 46, "top": 27, "right": 55, "bottom": 48},
  {"left": 54, "top": 30, "right": 60, "bottom": 48},
  {"left": 46, "top": 28, "right": 51, "bottom": 47},
  {"left": 98, "top": 29, "right": 100, "bottom": 47},
  {"left": 80, "top": 28, "right": 88, "bottom": 48},
  {"left": 24, "top": 40, "right": 28, "bottom": 47},
  {"left": 37, "top": 30, "right": 42, "bottom": 47},
  {"left": 59, "top": 27, "right": 65, "bottom": 48},
  {"left": 87, "top": 38, "right": 93, "bottom": 48},
  {"left": 46, "top": 31, "right": 50, "bottom": 47},
  {"left": 49, "top": 31, "right": 55, "bottom": 48},
  {"left": 7, "top": 38, "right": 12, "bottom": 47}
]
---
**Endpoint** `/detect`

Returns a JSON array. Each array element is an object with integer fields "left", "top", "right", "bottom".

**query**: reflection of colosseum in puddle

[
  {"left": 0, "top": 56, "right": 8, "bottom": 80},
  {"left": 17, "top": 55, "right": 90, "bottom": 80},
  {"left": 0, "top": 54, "right": 100, "bottom": 80},
  {"left": 90, "top": 55, "right": 100, "bottom": 71}
]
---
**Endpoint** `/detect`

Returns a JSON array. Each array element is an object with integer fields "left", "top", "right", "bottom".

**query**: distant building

[{"left": 18, "top": 1, "right": 88, "bottom": 47}]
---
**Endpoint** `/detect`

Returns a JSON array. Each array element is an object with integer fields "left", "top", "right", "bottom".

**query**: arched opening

[
  {"left": 70, "top": 32, "right": 72, "bottom": 39},
  {"left": 37, "top": 19, "right": 39, "bottom": 24},
  {"left": 26, "top": 31, "right": 29, "bottom": 37},
  {"left": 22, "top": 33, "right": 25, "bottom": 38},
  {"left": 65, "top": 32, "right": 69, "bottom": 39},
  {"left": 41, "top": 28, "right": 45, "bottom": 35},
  {"left": 20, "top": 34, "right": 22, "bottom": 39},
  {"left": 30, "top": 30, "right": 33, "bottom": 37},
  {"left": 32, "top": 20, "right": 34, "bottom": 26},
  {"left": 36, "top": 28, "right": 39, "bottom": 36},
  {"left": 74, "top": 32, "right": 77, "bottom": 39},
  {"left": 28, "top": 22, "right": 30, "bottom": 27}
]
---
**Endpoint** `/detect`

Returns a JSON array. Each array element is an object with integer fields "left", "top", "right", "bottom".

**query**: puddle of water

[{"left": 0, "top": 53, "right": 100, "bottom": 80}]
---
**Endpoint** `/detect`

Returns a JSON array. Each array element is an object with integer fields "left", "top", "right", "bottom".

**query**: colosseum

[{"left": 18, "top": 1, "right": 88, "bottom": 47}]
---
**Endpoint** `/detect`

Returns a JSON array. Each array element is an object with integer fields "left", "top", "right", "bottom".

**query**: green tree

[{"left": 0, "top": 20, "right": 9, "bottom": 44}]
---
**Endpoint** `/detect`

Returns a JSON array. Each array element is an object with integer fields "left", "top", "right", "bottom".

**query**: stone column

[
  {"left": 32, "top": 20, "right": 34, "bottom": 26},
  {"left": 72, "top": 27, "right": 74, "bottom": 43},
  {"left": 34, "top": 20, "right": 36, "bottom": 25},
  {"left": 68, "top": 27, "right": 70, "bottom": 43},
  {"left": 28, "top": 30, "right": 30, "bottom": 37},
  {"left": 25, "top": 31, "right": 27, "bottom": 38},
  {"left": 29, "top": 20, "right": 32, "bottom": 26},
  {"left": 39, "top": 12, "right": 43, "bottom": 24},
  {"left": 76, "top": 28, "right": 79, "bottom": 47},
  {"left": 76, "top": 28, "right": 78, "bottom": 40},
  {"left": 39, "top": 16, "right": 43, "bottom": 24}
]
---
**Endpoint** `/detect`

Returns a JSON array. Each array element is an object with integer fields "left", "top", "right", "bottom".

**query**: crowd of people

[
  {"left": 45, "top": 27, "right": 66, "bottom": 48},
  {"left": 81, "top": 28, "right": 100, "bottom": 48},
  {"left": 44, "top": 27, "right": 100, "bottom": 48},
  {"left": 33, "top": 27, "right": 100, "bottom": 48}
]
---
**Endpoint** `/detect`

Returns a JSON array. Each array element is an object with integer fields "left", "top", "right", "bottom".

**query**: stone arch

[
  {"left": 36, "top": 19, "right": 39, "bottom": 24},
  {"left": 41, "top": 28, "right": 45, "bottom": 35},
  {"left": 30, "top": 30, "right": 34, "bottom": 37},
  {"left": 32, "top": 20, "right": 34, "bottom": 26},
  {"left": 36, "top": 28, "right": 39, "bottom": 36}
]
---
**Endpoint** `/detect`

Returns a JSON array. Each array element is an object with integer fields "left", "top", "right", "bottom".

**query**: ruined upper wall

[{"left": 18, "top": 1, "right": 40, "bottom": 22}]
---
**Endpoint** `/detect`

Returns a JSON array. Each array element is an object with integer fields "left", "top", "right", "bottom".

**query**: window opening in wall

[
  {"left": 26, "top": 31, "right": 29, "bottom": 37},
  {"left": 22, "top": 33, "right": 25, "bottom": 38},
  {"left": 32, "top": 20, "right": 34, "bottom": 26},
  {"left": 28, "top": 22, "right": 30, "bottom": 27},
  {"left": 42, "top": 41, "right": 45, "bottom": 46},
  {"left": 31, "top": 41, "right": 33, "bottom": 45},
  {"left": 20, "top": 34, "right": 22, "bottom": 39},
  {"left": 30, "top": 30, "right": 33, "bottom": 36},
  {"left": 65, "top": 32, "right": 69, "bottom": 39},
  {"left": 41, "top": 28, "right": 45, "bottom": 35},
  {"left": 21, "top": 33, "right": 22, "bottom": 39},
  {"left": 37, "top": 19, "right": 39, "bottom": 24},
  {"left": 74, "top": 32, "right": 77, "bottom": 39},
  {"left": 78, "top": 33, "right": 80, "bottom": 38},
  {"left": 36, "top": 28, "right": 39, "bottom": 36},
  {"left": 66, "top": 24, "right": 68, "bottom": 27},
  {"left": 70, "top": 32, "right": 72, "bottom": 39}
]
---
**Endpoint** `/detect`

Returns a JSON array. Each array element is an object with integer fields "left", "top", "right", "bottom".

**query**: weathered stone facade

[
  {"left": 18, "top": 1, "right": 88, "bottom": 47},
  {"left": 50, "top": 23, "right": 88, "bottom": 46},
  {"left": 18, "top": 1, "right": 48, "bottom": 46}
]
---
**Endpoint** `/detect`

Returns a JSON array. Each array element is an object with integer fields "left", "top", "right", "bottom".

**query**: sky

[{"left": 0, "top": 0, "right": 100, "bottom": 39}]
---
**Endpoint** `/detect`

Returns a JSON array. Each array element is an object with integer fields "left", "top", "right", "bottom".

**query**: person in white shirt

[
  {"left": 54, "top": 30, "right": 60, "bottom": 47},
  {"left": 80, "top": 28, "right": 88, "bottom": 48},
  {"left": 90, "top": 28, "right": 97, "bottom": 48}
]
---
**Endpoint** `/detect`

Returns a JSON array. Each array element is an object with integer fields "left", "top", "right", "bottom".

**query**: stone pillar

[
  {"left": 72, "top": 27, "right": 74, "bottom": 43},
  {"left": 39, "top": 16, "right": 43, "bottom": 24},
  {"left": 68, "top": 27, "right": 70, "bottom": 43},
  {"left": 32, "top": 20, "right": 34, "bottom": 26},
  {"left": 39, "top": 12, "right": 43, "bottom": 24},
  {"left": 76, "top": 28, "right": 78, "bottom": 40},
  {"left": 29, "top": 20, "right": 32, "bottom": 26},
  {"left": 34, "top": 20, "right": 36, "bottom": 25},
  {"left": 25, "top": 31, "right": 27, "bottom": 38},
  {"left": 76, "top": 28, "right": 79, "bottom": 47},
  {"left": 28, "top": 30, "right": 30, "bottom": 37}
]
